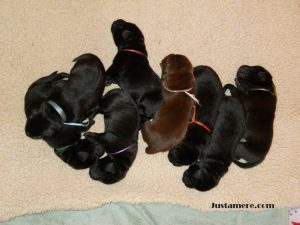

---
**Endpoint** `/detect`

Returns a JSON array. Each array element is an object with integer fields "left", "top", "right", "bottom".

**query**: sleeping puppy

[
  {"left": 25, "top": 53, "right": 106, "bottom": 169},
  {"left": 106, "top": 19, "right": 163, "bottom": 127},
  {"left": 84, "top": 89, "right": 140, "bottom": 184},
  {"left": 183, "top": 95, "right": 245, "bottom": 191},
  {"left": 168, "top": 66, "right": 224, "bottom": 166},
  {"left": 224, "top": 65, "right": 277, "bottom": 168},
  {"left": 141, "top": 54, "right": 195, "bottom": 154}
]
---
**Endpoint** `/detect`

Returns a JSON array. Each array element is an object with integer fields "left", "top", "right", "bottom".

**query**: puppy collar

[
  {"left": 47, "top": 100, "right": 89, "bottom": 127},
  {"left": 188, "top": 105, "right": 211, "bottom": 133},
  {"left": 163, "top": 82, "right": 200, "bottom": 105},
  {"left": 108, "top": 143, "right": 137, "bottom": 156},
  {"left": 120, "top": 48, "right": 146, "bottom": 57},
  {"left": 249, "top": 88, "right": 276, "bottom": 96},
  {"left": 47, "top": 100, "right": 67, "bottom": 121},
  {"left": 55, "top": 143, "right": 74, "bottom": 153}
]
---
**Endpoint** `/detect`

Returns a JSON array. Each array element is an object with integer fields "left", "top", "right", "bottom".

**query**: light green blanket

[{"left": 2, "top": 203, "right": 288, "bottom": 225}]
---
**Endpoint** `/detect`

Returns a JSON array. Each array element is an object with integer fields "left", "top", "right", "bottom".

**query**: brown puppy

[{"left": 142, "top": 54, "right": 195, "bottom": 154}]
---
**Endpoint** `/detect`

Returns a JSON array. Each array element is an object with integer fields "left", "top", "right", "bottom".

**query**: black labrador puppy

[
  {"left": 182, "top": 95, "right": 245, "bottom": 191},
  {"left": 224, "top": 65, "right": 277, "bottom": 168},
  {"left": 106, "top": 19, "right": 163, "bottom": 127},
  {"left": 168, "top": 66, "right": 223, "bottom": 166},
  {"left": 25, "top": 53, "right": 106, "bottom": 169},
  {"left": 85, "top": 89, "right": 140, "bottom": 184}
]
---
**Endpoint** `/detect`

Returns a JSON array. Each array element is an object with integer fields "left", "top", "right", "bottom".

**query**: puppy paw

[
  {"left": 145, "top": 147, "right": 157, "bottom": 154},
  {"left": 182, "top": 160, "right": 228, "bottom": 191},
  {"left": 168, "top": 145, "right": 199, "bottom": 167},
  {"left": 58, "top": 72, "right": 69, "bottom": 79},
  {"left": 225, "top": 89, "right": 232, "bottom": 96},
  {"left": 84, "top": 132, "right": 98, "bottom": 139},
  {"left": 105, "top": 77, "right": 114, "bottom": 86},
  {"left": 88, "top": 119, "right": 95, "bottom": 127},
  {"left": 224, "top": 84, "right": 239, "bottom": 98},
  {"left": 89, "top": 157, "right": 127, "bottom": 184}
]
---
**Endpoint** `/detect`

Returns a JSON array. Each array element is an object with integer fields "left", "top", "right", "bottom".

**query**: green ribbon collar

[{"left": 55, "top": 143, "right": 74, "bottom": 153}]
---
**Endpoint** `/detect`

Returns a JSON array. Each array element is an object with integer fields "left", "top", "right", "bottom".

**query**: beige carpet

[{"left": 1, "top": 0, "right": 300, "bottom": 222}]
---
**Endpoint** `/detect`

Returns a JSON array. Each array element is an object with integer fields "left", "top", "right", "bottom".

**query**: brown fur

[{"left": 141, "top": 54, "right": 195, "bottom": 154}]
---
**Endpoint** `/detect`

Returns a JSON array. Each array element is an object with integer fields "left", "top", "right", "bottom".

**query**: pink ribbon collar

[{"left": 120, "top": 48, "right": 146, "bottom": 57}]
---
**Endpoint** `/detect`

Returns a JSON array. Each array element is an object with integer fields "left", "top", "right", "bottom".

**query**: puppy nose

[
  {"left": 25, "top": 128, "right": 41, "bottom": 139},
  {"left": 112, "top": 19, "right": 126, "bottom": 30}
]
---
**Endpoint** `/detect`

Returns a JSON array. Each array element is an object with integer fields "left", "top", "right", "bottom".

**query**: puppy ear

[
  {"left": 121, "top": 30, "right": 131, "bottom": 39},
  {"left": 258, "top": 71, "right": 271, "bottom": 82},
  {"left": 238, "top": 72, "right": 247, "bottom": 79}
]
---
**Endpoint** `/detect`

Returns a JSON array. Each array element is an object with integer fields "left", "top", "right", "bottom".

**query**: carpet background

[{"left": 0, "top": 0, "right": 299, "bottom": 222}]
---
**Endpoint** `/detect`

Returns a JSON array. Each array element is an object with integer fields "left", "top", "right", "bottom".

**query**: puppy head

[
  {"left": 161, "top": 54, "right": 194, "bottom": 90},
  {"left": 25, "top": 102, "right": 62, "bottom": 139},
  {"left": 111, "top": 19, "right": 145, "bottom": 49},
  {"left": 235, "top": 65, "right": 273, "bottom": 93},
  {"left": 25, "top": 102, "right": 84, "bottom": 148}
]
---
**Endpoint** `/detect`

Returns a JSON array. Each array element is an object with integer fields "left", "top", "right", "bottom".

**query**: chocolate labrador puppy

[
  {"left": 142, "top": 54, "right": 196, "bottom": 154},
  {"left": 168, "top": 66, "right": 224, "bottom": 166},
  {"left": 25, "top": 53, "right": 106, "bottom": 169},
  {"left": 183, "top": 95, "right": 245, "bottom": 191},
  {"left": 224, "top": 65, "right": 277, "bottom": 168},
  {"left": 85, "top": 89, "right": 140, "bottom": 184},
  {"left": 106, "top": 19, "right": 163, "bottom": 127}
]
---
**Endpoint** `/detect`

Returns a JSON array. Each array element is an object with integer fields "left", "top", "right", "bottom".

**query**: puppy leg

[
  {"left": 182, "top": 159, "right": 229, "bottom": 191},
  {"left": 105, "top": 66, "right": 117, "bottom": 86},
  {"left": 182, "top": 142, "right": 233, "bottom": 191}
]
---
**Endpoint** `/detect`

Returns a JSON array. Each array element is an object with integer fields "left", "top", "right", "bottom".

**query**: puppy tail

[
  {"left": 233, "top": 143, "right": 265, "bottom": 168},
  {"left": 182, "top": 159, "right": 229, "bottom": 191}
]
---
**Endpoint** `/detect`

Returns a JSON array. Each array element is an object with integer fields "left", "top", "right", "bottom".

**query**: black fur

[
  {"left": 182, "top": 96, "right": 245, "bottom": 191},
  {"left": 224, "top": 65, "right": 277, "bottom": 168},
  {"left": 24, "top": 53, "right": 106, "bottom": 169},
  {"left": 106, "top": 19, "right": 163, "bottom": 127},
  {"left": 85, "top": 89, "right": 140, "bottom": 184},
  {"left": 168, "top": 66, "right": 223, "bottom": 166}
]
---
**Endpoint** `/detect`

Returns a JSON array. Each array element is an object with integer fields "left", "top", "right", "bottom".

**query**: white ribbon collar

[
  {"left": 47, "top": 100, "right": 89, "bottom": 127},
  {"left": 163, "top": 82, "right": 200, "bottom": 105}
]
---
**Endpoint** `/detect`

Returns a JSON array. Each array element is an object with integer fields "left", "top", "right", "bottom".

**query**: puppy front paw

[
  {"left": 58, "top": 72, "right": 69, "bottom": 79},
  {"left": 105, "top": 77, "right": 114, "bottom": 86},
  {"left": 182, "top": 160, "right": 228, "bottom": 191},
  {"left": 84, "top": 132, "right": 98, "bottom": 139},
  {"left": 145, "top": 146, "right": 158, "bottom": 154},
  {"left": 225, "top": 89, "right": 232, "bottom": 96},
  {"left": 224, "top": 84, "right": 238, "bottom": 98}
]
